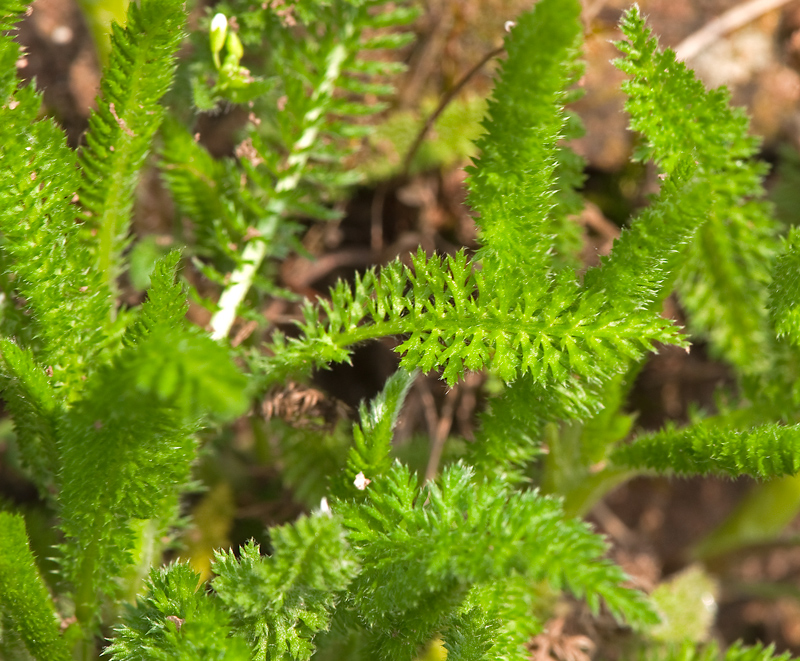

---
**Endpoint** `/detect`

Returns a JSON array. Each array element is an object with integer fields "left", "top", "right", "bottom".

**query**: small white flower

[
  {"left": 209, "top": 13, "right": 228, "bottom": 68},
  {"left": 319, "top": 497, "right": 331, "bottom": 515},
  {"left": 353, "top": 472, "right": 371, "bottom": 490},
  {"left": 211, "top": 13, "right": 228, "bottom": 35},
  {"left": 504, "top": 21, "right": 516, "bottom": 32}
]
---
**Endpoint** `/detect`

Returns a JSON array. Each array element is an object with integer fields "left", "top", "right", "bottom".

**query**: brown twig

[
  {"left": 401, "top": 44, "right": 505, "bottom": 178},
  {"left": 370, "top": 183, "right": 387, "bottom": 256},
  {"left": 399, "top": 0, "right": 455, "bottom": 108},
  {"left": 591, "top": 501, "right": 638, "bottom": 548},
  {"left": 424, "top": 387, "right": 458, "bottom": 483},
  {"left": 675, "top": 0, "right": 795, "bottom": 61},
  {"left": 281, "top": 248, "right": 374, "bottom": 291}
]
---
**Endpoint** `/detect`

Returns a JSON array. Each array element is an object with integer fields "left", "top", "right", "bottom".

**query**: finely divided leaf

[
  {"left": 125, "top": 250, "right": 189, "bottom": 344},
  {"left": 261, "top": 248, "right": 683, "bottom": 388},
  {"left": 106, "top": 562, "right": 251, "bottom": 661},
  {"left": 615, "top": 5, "right": 777, "bottom": 373},
  {"left": 0, "top": 340, "right": 62, "bottom": 494},
  {"left": 59, "top": 326, "right": 246, "bottom": 626},
  {"left": 346, "top": 367, "right": 416, "bottom": 488},
  {"left": 769, "top": 226, "right": 800, "bottom": 344},
  {"left": 0, "top": 512, "right": 71, "bottom": 661},
  {"left": 213, "top": 515, "right": 357, "bottom": 661},
  {"left": 467, "top": 0, "right": 582, "bottom": 274},
  {"left": 613, "top": 422, "right": 800, "bottom": 479},
  {"left": 0, "top": 67, "right": 111, "bottom": 391},
  {"left": 339, "top": 462, "right": 657, "bottom": 660},
  {"left": 584, "top": 155, "right": 703, "bottom": 313},
  {"left": 79, "top": 0, "right": 186, "bottom": 294}
]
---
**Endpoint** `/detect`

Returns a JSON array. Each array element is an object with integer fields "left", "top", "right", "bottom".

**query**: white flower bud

[
  {"left": 319, "top": 497, "right": 331, "bottom": 515},
  {"left": 210, "top": 13, "right": 228, "bottom": 68}
]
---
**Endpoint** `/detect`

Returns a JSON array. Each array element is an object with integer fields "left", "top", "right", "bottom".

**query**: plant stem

[
  {"left": 401, "top": 44, "right": 504, "bottom": 178},
  {"left": 209, "top": 40, "right": 350, "bottom": 341}
]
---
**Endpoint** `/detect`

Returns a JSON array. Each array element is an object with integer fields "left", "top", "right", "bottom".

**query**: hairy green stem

[
  {"left": 210, "top": 40, "right": 350, "bottom": 340},
  {"left": 74, "top": 533, "right": 101, "bottom": 641},
  {"left": 94, "top": 94, "right": 148, "bottom": 321}
]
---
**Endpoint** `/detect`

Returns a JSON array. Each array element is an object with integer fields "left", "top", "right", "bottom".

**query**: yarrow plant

[{"left": 2, "top": 0, "right": 800, "bottom": 660}]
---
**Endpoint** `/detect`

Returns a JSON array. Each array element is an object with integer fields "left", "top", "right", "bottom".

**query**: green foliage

[
  {"left": 613, "top": 421, "right": 800, "bottom": 479},
  {"left": 4, "top": 0, "right": 800, "bottom": 659},
  {"left": 59, "top": 280, "right": 246, "bottom": 627},
  {"left": 0, "top": 0, "right": 245, "bottom": 644},
  {"left": 337, "top": 461, "right": 656, "bottom": 660},
  {"left": 769, "top": 226, "right": 800, "bottom": 344},
  {"left": 106, "top": 562, "right": 251, "bottom": 661},
  {"left": 213, "top": 515, "right": 357, "bottom": 661},
  {"left": 0, "top": 340, "right": 62, "bottom": 494},
  {"left": 466, "top": 0, "right": 582, "bottom": 272},
  {"left": 345, "top": 368, "right": 417, "bottom": 488},
  {"left": 266, "top": 418, "right": 352, "bottom": 508},
  {"left": 161, "top": 0, "right": 417, "bottom": 340},
  {"left": 78, "top": 0, "right": 186, "bottom": 296},
  {"left": 0, "top": 513, "right": 71, "bottom": 661},
  {"left": 124, "top": 250, "right": 188, "bottom": 344},
  {"left": 614, "top": 6, "right": 777, "bottom": 373},
  {"left": 261, "top": 247, "right": 683, "bottom": 389},
  {"left": 641, "top": 642, "right": 793, "bottom": 661},
  {"left": 0, "top": 16, "right": 111, "bottom": 391}
]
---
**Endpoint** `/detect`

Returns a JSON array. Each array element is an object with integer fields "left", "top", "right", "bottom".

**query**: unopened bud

[
  {"left": 226, "top": 30, "right": 244, "bottom": 65},
  {"left": 210, "top": 13, "right": 228, "bottom": 69}
]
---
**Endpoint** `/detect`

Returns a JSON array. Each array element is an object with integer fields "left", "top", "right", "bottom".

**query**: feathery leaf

[
  {"left": 79, "top": 0, "right": 186, "bottom": 295},
  {"left": 213, "top": 514, "right": 357, "bottom": 661},
  {"left": 613, "top": 422, "right": 800, "bottom": 479},
  {"left": 0, "top": 512, "right": 71, "bottom": 661},
  {"left": 106, "top": 562, "right": 251, "bottom": 661}
]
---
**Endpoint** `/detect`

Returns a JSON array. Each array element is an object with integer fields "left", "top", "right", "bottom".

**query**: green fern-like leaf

[
  {"left": 338, "top": 462, "right": 657, "bottom": 660},
  {"left": 261, "top": 247, "right": 683, "bottom": 388},
  {"left": 442, "top": 608, "right": 500, "bottom": 661},
  {"left": 0, "top": 512, "right": 71, "bottom": 661},
  {"left": 0, "top": 0, "right": 26, "bottom": 30},
  {"left": 124, "top": 250, "right": 189, "bottom": 344},
  {"left": 615, "top": 5, "right": 777, "bottom": 373},
  {"left": 212, "top": 514, "right": 357, "bottom": 661},
  {"left": 0, "top": 50, "right": 112, "bottom": 392},
  {"left": 612, "top": 421, "right": 800, "bottom": 479},
  {"left": 583, "top": 155, "right": 704, "bottom": 314},
  {"left": 106, "top": 562, "right": 251, "bottom": 661},
  {"left": 59, "top": 324, "right": 247, "bottom": 626},
  {"left": 158, "top": 118, "right": 246, "bottom": 272},
  {"left": 345, "top": 367, "right": 417, "bottom": 489},
  {"left": 0, "top": 340, "right": 62, "bottom": 494},
  {"left": 79, "top": 0, "right": 186, "bottom": 295},
  {"left": 468, "top": 373, "right": 602, "bottom": 483},
  {"left": 466, "top": 0, "right": 582, "bottom": 273}
]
